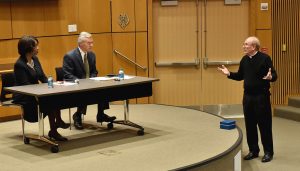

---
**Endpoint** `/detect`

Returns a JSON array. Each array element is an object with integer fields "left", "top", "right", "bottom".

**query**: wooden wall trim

[{"left": 272, "top": 0, "right": 300, "bottom": 104}]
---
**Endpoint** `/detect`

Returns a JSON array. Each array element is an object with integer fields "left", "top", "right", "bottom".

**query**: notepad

[
  {"left": 89, "top": 77, "right": 116, "bottom": 81},
  {"left": 90, "top": 75, "right": 135, "bottom": 81},
  {"left": 53, "top": 81, "right": 78, "bottom": 86}
]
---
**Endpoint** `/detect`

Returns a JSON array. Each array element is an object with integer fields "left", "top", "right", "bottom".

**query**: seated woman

[{"left": 13, "top": 35, "right": 69, "bottom": 141}]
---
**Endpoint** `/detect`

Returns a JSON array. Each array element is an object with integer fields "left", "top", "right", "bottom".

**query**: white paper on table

[
  {"left": 90, "top": 75, "right": 135, "bottom": 81},
  {"left": 124, "top": 75, "right": 135, "bottom": 79},
  {"left": 53, "top": 81, "right": 78, "bottom": 86},
  {"left": 89, "top": 77, "right": 116, "bottom": 81}
]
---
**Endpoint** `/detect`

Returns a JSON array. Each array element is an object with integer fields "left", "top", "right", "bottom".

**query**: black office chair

[
  {"left": 55, "top": 67, "right": 64, "bottom": 82},
  {"left": 1, "top": 72, "right": 16, "bottom": 101},
  {"left": 55, "top": 67, "right": 72, "bottom": 129},
  {"left": 1, "top": 72, "right": 61, "bottom": 152},
  {"left": 0, "top": 72, "right": 27, "bottom": 143}
]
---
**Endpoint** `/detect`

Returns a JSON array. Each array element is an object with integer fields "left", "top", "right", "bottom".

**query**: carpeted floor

[
  {"left": 235, "top": 117, "right": 300, "bottom": 171},
  {"left": 0, "top": 104, "right": 241, "bottom": 171},
  {"left": 0, "top": 104, "right": 299, "bottom": 171}
]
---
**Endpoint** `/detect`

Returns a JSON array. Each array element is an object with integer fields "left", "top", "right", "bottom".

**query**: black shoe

[
  {"left": 73, "top": 113, "right": 83, "bottom": 130},
  {"left": 243, "top": 152, "right": 259, "bottom": 160},
  {"left": 56, "top": 120, "right": 70, "bottom": 129},
  {"left": 262, "top": 153, "right": 273, "bottom": 162},
  {"left": 48, "top": 130, "right": 68, "bottom": 141},
  {"left": 97, "top": 113, "right": 116, "bottom": 123}
]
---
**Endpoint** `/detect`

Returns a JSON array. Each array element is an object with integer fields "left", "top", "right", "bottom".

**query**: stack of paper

[
  {"left": 53, "top": 81, "right": 78, "bottom": 86},
  {"left": 90, "top": 75, "right": 135, "bottom": 81}
]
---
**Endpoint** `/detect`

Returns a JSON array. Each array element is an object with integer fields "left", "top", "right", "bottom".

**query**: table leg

[{"left": 113, "top": 99, "right": 144, "bottom": 135}]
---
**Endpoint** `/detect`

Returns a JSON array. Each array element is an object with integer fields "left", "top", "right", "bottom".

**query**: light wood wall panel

[
  {"left": 112, "top": 32, "right": 137, "bottom": 104},
  {"left": 250, "top": 0, "right": 272, "bottom": 51},
  {"left": 136, "top": 32, "right": 149, "bottom": 103},
  {"left": 148, "top": 0, "right": 154, "bottom": 103},
  {"left": 44, "top": 0, "right": 79, "bottom": 35},
  {"left": 92, "top": 34, "right": 113, "bottom": 76},
  {"left": 37, "top": 36, "right": 78, "bottom": 78},
  {"left": 0, "top": 106, "right": 21, "bottom": 122},
  {"left": 272, "top": 0, "right": 300, "bottom": 104},
  {"left": 78, "top": 0, "right": 111, "bottom": 33},
  {"left": 249, "top": 0, "right": 257, "bottom": 36},
  {"left": 256, "top": 29, "right": 272, "bottom": 56},
  {"left": 0, "top": 39, "right": 19, "bottom": 70},
  {"left": 135, "top": 0, "right": 147, "bottom": 31},
  {"left": 111, "top": 0, "right": 135, "bottom": 32},
  {"left": 136, "top": 32, "right": 148, "bottom": 77},
  {"left": 112, "top": 33, "right": 136, "bottom": 75},
  {"left": 11, "top": 0, "right": 45, "bottom": 37},
  {"left": 256, "top": 0, "right": 271, "bottom": 29},
  {"left": 0, "top": 1, "right": 12, "bottom": 39}
]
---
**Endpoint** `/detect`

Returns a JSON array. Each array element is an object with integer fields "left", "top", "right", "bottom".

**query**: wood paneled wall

[
  {"left": 272, "top": 0, "right": 300, "bottom": 104},
  {"left": 0, "top": 2, "right": 12, "bottom": 39},
  {"left": 249, "top": 0, "right": 272, "bottom": 55},
  {"left": 0, "top": 0, "right": 152, "bottom": 120},
  {"left": 78, "top": 0, "right": 111, "bottom": 33},
  {"left": 0, "top": 0, "right": 151, "bottom": 75}
]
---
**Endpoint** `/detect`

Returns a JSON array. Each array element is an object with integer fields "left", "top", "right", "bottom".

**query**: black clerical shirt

[{"left": 228, "top": 51, "right": 277, "bottom": 95}]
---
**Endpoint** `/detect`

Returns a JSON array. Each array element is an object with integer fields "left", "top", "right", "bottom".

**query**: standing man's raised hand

[
  {"left": 217, "top": 65, "right": 230, "bottom": 76},
  {"left": 263, "top": 68, "right": 272, "bottom": 80}
]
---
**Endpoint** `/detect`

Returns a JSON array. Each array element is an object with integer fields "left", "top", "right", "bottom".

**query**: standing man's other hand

[
  {"left": 217, "top": 65, "right": 230, "bottom": 76},
  {"left": 263, "top": 68, "right": 272, "bottom": 80}
]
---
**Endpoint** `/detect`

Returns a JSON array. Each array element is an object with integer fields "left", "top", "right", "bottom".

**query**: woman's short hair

[
  {"left": 18, "top": 35, "right": 36, "bottom": 57},
  {"left": 29, "top": 35, "right": 39, "bottom": 45}
]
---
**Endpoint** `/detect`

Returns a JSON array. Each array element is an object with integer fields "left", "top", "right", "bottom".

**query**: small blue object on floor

[{"left": 220, "top": 119, "right": 236, "bottom": 130}]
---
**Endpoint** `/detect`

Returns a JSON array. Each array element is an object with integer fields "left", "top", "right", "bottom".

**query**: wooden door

[{"left": 153, "top": 0, "right": 249, "bottom": 107}]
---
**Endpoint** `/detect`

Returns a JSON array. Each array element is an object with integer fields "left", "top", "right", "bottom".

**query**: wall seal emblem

[{"left": 119, "top": 13, "right": 130, "bottom": 30}]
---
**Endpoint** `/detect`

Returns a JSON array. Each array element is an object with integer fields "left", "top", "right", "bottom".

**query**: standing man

[
  {"left": 218, "top": 36, "right": 277, "bottom": 163},
  {"left": 63, "top": 32, "right": 116, "bottom": 130}
]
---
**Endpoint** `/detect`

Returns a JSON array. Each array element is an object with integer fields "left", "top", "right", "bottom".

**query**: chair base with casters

[{"left": 1, "top": 101, "right": 59, "bottom": 153}]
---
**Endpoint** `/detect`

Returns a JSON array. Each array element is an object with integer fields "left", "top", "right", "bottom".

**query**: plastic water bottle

[
  {"left": 118, "top": 68, "right": 124, "bottom": 80},
  {"left": 48, "top": 76, "right": 54, "bottom": 88}
]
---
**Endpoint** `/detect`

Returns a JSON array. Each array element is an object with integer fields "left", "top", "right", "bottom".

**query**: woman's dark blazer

[{"left": 12, "top": 56, "right": 48, "bottom": 122}]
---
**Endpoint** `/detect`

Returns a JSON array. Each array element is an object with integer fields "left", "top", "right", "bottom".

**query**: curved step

[
  {"left": 274, "top": 106, "right": 300, "bottom": 122},
  {"left": 288, "top": 96, "right": 300, "bottom": 108}
]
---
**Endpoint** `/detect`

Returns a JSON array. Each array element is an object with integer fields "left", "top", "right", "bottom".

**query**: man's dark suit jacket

[
  {"left": 62, "top": 48, "right": 109, "bottom": 113},
  {"left": 62, "top": 48, "right": 98, "bottom": 80}
]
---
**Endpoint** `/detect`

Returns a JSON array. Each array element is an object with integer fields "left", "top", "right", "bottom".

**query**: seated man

[{"left": 62, "top": 31, "right": 116, "bottom": 130}]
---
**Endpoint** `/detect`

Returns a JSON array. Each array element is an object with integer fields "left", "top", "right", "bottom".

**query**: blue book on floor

[
  {"left": 220, "top": 119, "right": 236, "bottom": 130},
  {"left": 220, "top": 119, "right": 236, "bottom": 125}
]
